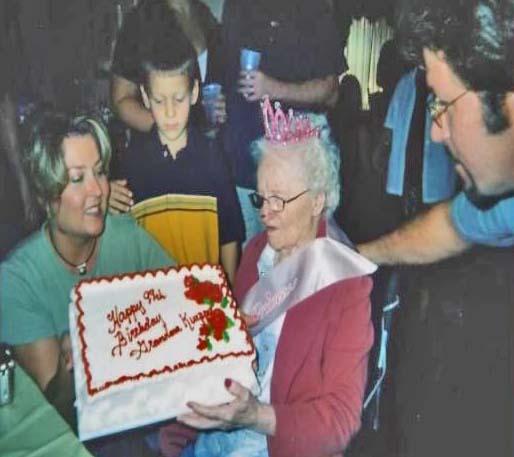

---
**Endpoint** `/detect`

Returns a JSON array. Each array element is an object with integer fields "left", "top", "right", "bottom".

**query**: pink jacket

[{"left": 234, "top": 228, "right": 374, "bottom": 457}]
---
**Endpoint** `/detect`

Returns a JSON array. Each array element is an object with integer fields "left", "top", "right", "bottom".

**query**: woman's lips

[{"left": 84, "top": 203, "right": 105, "bottom": 216}]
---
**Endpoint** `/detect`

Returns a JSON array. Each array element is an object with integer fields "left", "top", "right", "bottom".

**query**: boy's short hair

[
  {"left": 138, "top": 25, "right": 198, "bottom": 91},
  {"left": 26, "top": 111, "right": 111, "bottom": 209}
]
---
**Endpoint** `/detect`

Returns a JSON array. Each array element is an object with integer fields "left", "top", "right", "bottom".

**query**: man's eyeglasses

[
  {"left": 428, "top": 90, "right": 469, "bottom": 128},
  {"left": 249, "top": 189, "right": 310, "bottom": 212}
]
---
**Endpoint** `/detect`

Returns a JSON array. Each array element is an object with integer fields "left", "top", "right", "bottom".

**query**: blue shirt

[
  {"left": 451, "top": 193, "right": 514, "bottom": 247},
  {"left": 221, "top": 0, "right": 345, "bottom": 189},
  {"left": 385, "top": 69, "right": 457, "bottom": 203}
]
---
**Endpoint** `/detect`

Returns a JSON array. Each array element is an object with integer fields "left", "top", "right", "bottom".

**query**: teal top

[{"left": 0, "top": 214, "right": 173, "bottom": 345}]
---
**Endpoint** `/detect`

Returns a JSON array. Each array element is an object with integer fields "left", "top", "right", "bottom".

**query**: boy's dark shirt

[{"left": 121, "top": 125, "right": 244, "bottom": 246}]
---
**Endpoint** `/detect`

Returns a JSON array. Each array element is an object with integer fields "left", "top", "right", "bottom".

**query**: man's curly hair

[{"left": 397, "top": 0, "right": 514, "bottom": 132}]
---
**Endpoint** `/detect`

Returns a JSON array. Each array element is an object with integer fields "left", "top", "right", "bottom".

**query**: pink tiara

[{"left": 261, "top": 96, "right": 320, "bottom": 144}]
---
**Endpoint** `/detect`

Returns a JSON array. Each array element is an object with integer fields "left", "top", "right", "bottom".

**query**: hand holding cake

[{"left": 179, "top": 377, "right": 276, "bottom": 435}]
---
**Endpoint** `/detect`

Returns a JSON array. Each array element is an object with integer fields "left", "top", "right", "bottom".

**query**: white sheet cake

[{"left": 69, "top": 264, "right": 257, "bottom": 441}]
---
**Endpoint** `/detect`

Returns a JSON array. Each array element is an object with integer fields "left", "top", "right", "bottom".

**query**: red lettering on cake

[
  {"left": 150, "top": 321, "right": 182, "bottom": 349},
  {"left": 111, "top": 331, "right": 128, "bottom": 357},
  {"left": 130, "top": 340, "right": 151, "bottom": 360},
  {"left": 143, "top": 288, "right": 167, "bottom": 304},
  {"left": 107, "top": 301, "right": 147, "bottom": 334},
  {"left": 126, "top": 314, "right": 164, "bottom": 342},
  {"left": 179, "top": 309, "right": 212, "bottom": 331},
  {"left": 129, "top": 319, "right": 183, "bottom": 360}
]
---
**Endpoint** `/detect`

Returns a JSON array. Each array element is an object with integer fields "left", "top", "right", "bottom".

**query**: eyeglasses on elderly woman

[{"left": 249, "top": 189, "right": 310, "bottom": 212}]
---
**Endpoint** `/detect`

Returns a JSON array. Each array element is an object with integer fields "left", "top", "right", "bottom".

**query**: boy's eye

[
  {"left": 95, "top": 167, "right": 106, "bottom": 177},
  {"left": 152, "top": 98, "right": 163, "bottom": 104}
]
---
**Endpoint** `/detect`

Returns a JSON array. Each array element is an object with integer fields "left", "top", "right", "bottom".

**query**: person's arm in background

[
  {"left": 239, "top": 73, "right": 339, "bottom": 108},
  {"left": 110, "top": 4, "right": 154, "bottom": 133},
  {"left": 236, "top": 0, "right": 343, "bottom": 109},
  {"left": 357, "top": 201, "right": 470, "bottom": 265},
  {"left": 111, "top": 75, "right": 154, "bottom": 132},
  {"left": 220, "top": 241, "right": 239, "bottom": 285}
]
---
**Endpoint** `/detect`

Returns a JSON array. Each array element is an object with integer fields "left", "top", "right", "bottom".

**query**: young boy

[{"left": 112, "top": 30, "right": 244, "bottom": 284}]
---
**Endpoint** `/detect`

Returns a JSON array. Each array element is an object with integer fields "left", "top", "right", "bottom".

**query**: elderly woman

[
  {"left": 0, "top": 112, "right": 173, "bottom": 455},
  {"left": 160, "top": 107, "right": 375, "bottom": 457}
]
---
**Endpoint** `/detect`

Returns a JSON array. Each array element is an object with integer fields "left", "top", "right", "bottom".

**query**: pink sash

[{"left": 241, "top": 218, "right": 377, "bottom": 335}]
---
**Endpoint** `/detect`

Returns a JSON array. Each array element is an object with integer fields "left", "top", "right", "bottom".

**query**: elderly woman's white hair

[{"left": 251, "top": 113, "right": 341, "bottom": 216}]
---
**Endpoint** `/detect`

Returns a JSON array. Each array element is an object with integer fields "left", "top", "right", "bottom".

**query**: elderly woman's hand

[
  {"left": 109, "top": 179, "right": 133, "bottom": 214},
  {"left": 178, "top": 378, "right": 276, "bottom": 435},
  {"left": 238, "top": 71, "right": 277, "bottom": 102}
]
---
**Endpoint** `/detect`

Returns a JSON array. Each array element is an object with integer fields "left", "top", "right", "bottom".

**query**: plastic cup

[
  {"left": 202, "top": 83, "right": 222, "bottom": 128},
  {"left": 240, "top": 48, "right": 261, "bottom": 71}
]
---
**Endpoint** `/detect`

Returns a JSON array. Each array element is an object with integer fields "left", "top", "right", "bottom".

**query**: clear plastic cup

[
  {"left": 202, "top": 83, "right": 222, "bottom": 128},
  {"left": 240, "top": 48, "right": 262, "bottom": 71}
]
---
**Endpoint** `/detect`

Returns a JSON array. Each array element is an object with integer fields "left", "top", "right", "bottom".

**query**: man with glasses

[
  {"left": 358, "top": 1, "right": 514, "bottom": 456},
  {"left": 359, "top": 0, "right": 514, "bottom": 269}
]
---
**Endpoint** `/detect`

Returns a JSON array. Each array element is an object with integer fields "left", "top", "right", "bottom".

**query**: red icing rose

[
  {"left": 209, "top": 309, "right": 226, "bottom": 337},
  {"left": 195, "top": 309, "right": 234, "bottom": 350},
  {"left": 184, "top": 275, "right": 223, "bottom": 305},
  {"left": 197, "top": 338, "right": 209, "bottom": 350},
  {"left": 199, "top": 323, "right": 210, "bottom": 337},
  {"left": 184, "top": 275, "right": 196, "bottom": 288}
]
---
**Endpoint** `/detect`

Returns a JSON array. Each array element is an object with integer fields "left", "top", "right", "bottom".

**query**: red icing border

[{"left": 74, "top": 263, "right": 256, "bottom": 397}]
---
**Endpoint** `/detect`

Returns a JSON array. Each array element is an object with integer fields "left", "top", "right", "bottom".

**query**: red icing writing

[
  {"left": 107, "top": 301, "right": 147, "bottom": 334},
  {"left": 111, "top": 331, "right": 128, "bottom": 357},
  {"left": 180, "top": 309, "right": 213, "bottom": 331},
  {"left": 129, "top": 320, "right": 183, "bottom": 360},
  {"left": 126, "top": 314, "right": 163, "bottom": 342},
  {"left": 143, "top": 288, "right": 167, "bottom": 304},
  {"left": 110, "top": 314, "right": 165, "bottom": 358}
]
